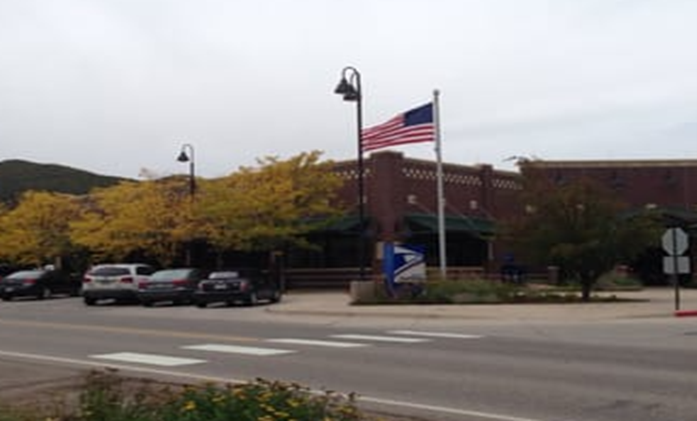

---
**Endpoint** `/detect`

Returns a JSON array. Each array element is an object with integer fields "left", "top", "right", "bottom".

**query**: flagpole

[{"left": 434, "top": 89, "right": 447, "bottom": 280}]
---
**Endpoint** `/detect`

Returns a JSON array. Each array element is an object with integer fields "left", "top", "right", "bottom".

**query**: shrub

[
  {"left": 420, "top": 279, "right": 520, "bottom": 304},
  {"left": 595, "top": 273, "right": 643, "bottom": 291},
  {"left": 0, "top": 370, "right": 368, "bottom": 421}
]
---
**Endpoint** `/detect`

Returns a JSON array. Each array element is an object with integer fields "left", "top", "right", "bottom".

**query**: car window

[
  {"left": 137, "top": 266, "right": 155, "bottom": 276},
  {"left": 88, "top": 267, "right": 130, "bottom": 276},
  {"left": 7, "top": 270, "right": 45, "bottom": 279},
  {"left": 208, "top": 271, "right": 239, "bottom": 279},
  {"left": 151, "top": 269, "right": 190, "bottom": 280}
]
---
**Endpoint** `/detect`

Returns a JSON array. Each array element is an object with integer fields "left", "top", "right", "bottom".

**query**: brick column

[{"left": 367, "top": 151, "right": 406, "bottom": 243}]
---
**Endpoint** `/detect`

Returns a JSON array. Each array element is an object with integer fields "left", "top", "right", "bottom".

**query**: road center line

[
  {"left": 182, "top": 344, "right": 295, "bottom": 356},
  {"left": 330, "top": 334, "right": 430, "bottom": 343},
  {"left": 267, "top": 338, "right": 368, "bottom": 348},
  {"left": 388, "top": 330, "right": 484, "bottom": 339}
]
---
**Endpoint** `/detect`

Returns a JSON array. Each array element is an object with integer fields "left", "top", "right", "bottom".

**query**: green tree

[
  {"left": 197, "top": 151, "right": 345, "bottom": 263},
  {"left": 70, "top": 178, "right": 192, "bottom": 266},
  {"left": 506, "top": 175, "right": 661, "bottom": 301},
  {"left": 0, "top": 191, "right": 81, "bottom": 267}
]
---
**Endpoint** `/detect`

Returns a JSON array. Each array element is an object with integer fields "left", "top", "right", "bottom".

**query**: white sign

[
  {"left": 383, "top": 243, "right": 427, "bottom": 286},
  {"left": 662, "top": 227, "right": 689, "bottom": 256},
  {"left": 663, "top": 256, "right": 691, "bottom": 275}
]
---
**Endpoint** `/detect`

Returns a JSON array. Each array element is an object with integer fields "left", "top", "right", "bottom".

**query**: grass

[{"left": 0, "top": 369, "right": 376, "bottom": 421}]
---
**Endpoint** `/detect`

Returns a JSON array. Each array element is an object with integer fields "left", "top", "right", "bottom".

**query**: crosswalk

[{"left": 89, "top": 330, "right": 484, "bottom": 367}]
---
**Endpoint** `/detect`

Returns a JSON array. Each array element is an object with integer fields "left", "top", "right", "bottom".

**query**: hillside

[{"left": 0, "top": 159, "right": 127, "bottom": 203}]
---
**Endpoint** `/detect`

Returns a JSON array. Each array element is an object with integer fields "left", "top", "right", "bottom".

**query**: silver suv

[{"left": 82, "top": 264, "right": 156, "bottom": 305}]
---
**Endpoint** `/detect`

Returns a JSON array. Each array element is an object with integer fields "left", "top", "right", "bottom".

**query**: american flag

[{"left": 361, "top": 103, "right": 435, "bottom": 152}]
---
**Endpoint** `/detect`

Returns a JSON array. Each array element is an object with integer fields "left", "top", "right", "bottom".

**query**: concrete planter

[{"left": 349, "top": 280, "right": 377, "bottom": 304}]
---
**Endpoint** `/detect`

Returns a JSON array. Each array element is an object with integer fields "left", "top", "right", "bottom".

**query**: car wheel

[
  {"left": 246, "top": 292, "right": 259, "bottom": 306},
  {"left": 141, "top": 300, "right": 154, "bottom": 307},
  {"left": 83, "top": 296, "right": 97, "bottom": 306},
  {"left": 1, "top": 295, "right": 12, "bottom": 302},
  {"left": 196, "top": 301, "right": 207, "bottom": 308},
  {"left": 39, "top": 287, "right": 51, "bottom": 300},
  {"left": 270, "top": 291, "right": 282, "bottom": 303}
]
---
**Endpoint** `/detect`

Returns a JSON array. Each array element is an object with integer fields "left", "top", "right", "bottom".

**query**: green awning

[
  {"left": 325, "top": 215, "right": 362, "bottom": 232},
  {"left": 405, "top": 213, "right": 495, "bottom": 236}
]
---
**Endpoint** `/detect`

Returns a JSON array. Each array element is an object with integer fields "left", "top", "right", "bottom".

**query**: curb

[
  {"left": 674, "top": 309, "right": 697, "bottom": 317},
  {"left": 265, "top": 305, "right": 671, "bottom": 321}
]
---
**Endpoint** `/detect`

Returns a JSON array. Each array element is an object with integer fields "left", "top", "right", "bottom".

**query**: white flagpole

[{"left": 434, "top": 89, "right": 447, "bottom": 280}]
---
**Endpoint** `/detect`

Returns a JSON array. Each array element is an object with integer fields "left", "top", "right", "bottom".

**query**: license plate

[{"left": 213, "top": 283, "right": 227, "bottom": 290}]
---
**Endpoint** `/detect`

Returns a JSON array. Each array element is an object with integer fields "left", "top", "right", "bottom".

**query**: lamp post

[
  {"left": 177, "top": 143, "right": 195, "bottom": 266},
  {"left": 334, "top": 66, "right": 366, "bottom": 281},
  {"left": 177, "top": 143, "right": 196, "bottom": 199}
]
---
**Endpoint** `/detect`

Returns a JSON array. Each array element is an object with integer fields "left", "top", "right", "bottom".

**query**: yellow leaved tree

[
  {"left": 0, "top": 191, "right": 81, "bottom": 267},
  {"left": 70, "top": 178, "right": 193, "bottom": 266},
  {"left": 197, "top": 151, "right": 345, "bottom": 259}
]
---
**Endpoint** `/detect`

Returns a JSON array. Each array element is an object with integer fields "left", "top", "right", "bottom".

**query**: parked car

[
  {"left": 82, "top": 263, "right": 156, "bottom": 305},
  {"left": 0, "top": 269, "right": 80, "bottom": 301},
  {"left": 137, "top": 268, "right": 207, "bottom": 307},
  {"left": 194, "top": 269, "right": 281, "bottom": 308}
]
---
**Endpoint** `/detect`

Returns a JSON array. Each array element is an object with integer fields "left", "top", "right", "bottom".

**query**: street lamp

[
  {"left": 177, "top": 143, "right": 196, "bottom": 199},
  {"left": 334, "top": 66, "right": 366, "bottom": 281},
  {"left": 177, "top": 143, "right": 195, "bottom": 266}
]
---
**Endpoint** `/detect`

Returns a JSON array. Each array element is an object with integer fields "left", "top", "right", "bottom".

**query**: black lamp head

[{"left": 177, "top": 151, "right": 190, "bottom": 163}]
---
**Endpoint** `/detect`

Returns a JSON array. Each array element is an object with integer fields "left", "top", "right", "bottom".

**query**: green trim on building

[{"left": 405, "top": 213, "right": 495, "bottom": 236}]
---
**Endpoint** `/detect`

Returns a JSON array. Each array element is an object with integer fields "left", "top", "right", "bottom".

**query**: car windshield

[
  {"left": 150, "top": 269, "right": 191, "bottom": 280},
  {"left": 6, "top": 270, "right": 44, "bottom": 279},
  {"left": 88, "top": 267, "right": 131, "bottom": 276},
  {"left": 208, "top": 271, "right": 239, "bottom": 280}
]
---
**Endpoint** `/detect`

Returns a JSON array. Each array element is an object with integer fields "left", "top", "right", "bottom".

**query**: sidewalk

[{"left": 267, "top": 287, "right": 697, "bottom": 321}]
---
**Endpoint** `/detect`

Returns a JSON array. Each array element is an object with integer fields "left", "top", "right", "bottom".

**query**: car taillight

[
  {"left": 120, "top": 277, "right": 134, "bottom": 283},
  {"left": 83, "top": 277, "right": 92, "bottom": 283},
  {"left": 239, "top": 281, "right": 249, "bottom": 291},
  {"left": 23, "top": 279, "right": 37, "bottom": 285},
  {"left": 172, "top": 279, "right": 188, "bottom": 287}
]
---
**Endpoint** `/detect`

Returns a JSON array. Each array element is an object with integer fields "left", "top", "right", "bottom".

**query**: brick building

[
  {"left": 519, "top": 159, "right": 697, "bottom": 212},
  {"left": 519, "top": 159, "right": 697, "bottom": 284},
  {"left": 286, "top": 155, "right": 697, "bottom": 288},
  {"left": 286, "top": 151, "right": 523, "bottom": 285}
]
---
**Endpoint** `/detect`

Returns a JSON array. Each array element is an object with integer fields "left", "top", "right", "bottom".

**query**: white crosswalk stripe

[
  {"left": 89, "top": 329, "right": 483, "bottom": 368},
  {"left": 182, "top": 344, "right": 296, "bottom": 356},
  {"left": 387, "top": 330, "right": 484, "bottom": 339},
  {"left": 330, "top": 334, "right": 430, "bottom": 343},
  {"left": 267, "top": 338, "right": 368, "bottom": 348},
  {"left": 90, "top": 352, "right": 206, "bottom": 367}
]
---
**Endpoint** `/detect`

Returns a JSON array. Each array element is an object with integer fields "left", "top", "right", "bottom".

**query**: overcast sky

[{"left": 1, "top": 0, "right": 696, "bottom": 179}]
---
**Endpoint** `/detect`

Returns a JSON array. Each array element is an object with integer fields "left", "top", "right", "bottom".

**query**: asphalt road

[{"left": 0, "top": 296, "right": 696, "bottom": 421}]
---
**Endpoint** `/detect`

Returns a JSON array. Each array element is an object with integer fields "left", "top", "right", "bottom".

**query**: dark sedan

[
  {"left": 194, "top": 270, "right": 281, "bottom": 308},
  {"left": 0, "top": 269, "right": 81, "bottom": 301},
  {"left": 136, "top": 268, "right": 206, "bottom": 306}
]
